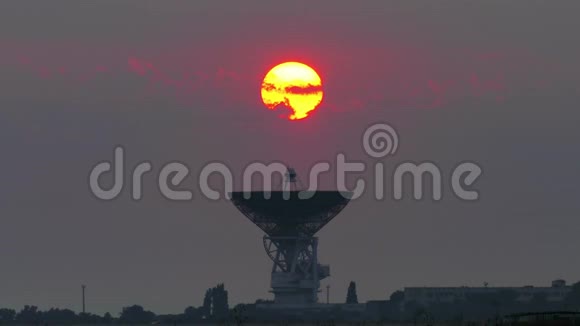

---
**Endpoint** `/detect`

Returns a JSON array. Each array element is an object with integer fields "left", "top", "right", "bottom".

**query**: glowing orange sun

[{"left": 261, "top": 62, "right": 323, "bottom": 120}]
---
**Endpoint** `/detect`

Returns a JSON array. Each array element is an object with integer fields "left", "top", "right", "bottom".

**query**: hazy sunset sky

[{"left": 1, "top": 1, "right": 579, "bottom": 315}]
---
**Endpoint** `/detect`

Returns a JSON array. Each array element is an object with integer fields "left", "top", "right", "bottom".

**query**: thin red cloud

[{"left": 2, "top": 43, "right": 571, "bottom": 111}]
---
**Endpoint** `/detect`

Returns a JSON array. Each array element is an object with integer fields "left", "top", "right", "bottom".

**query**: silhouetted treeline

[
  {"left": 0, "top": 306, "right": 108, "bottom": 324},
  {"left": 0, "top": 283, "right": 229, "bottom": 325},
  {"left": 0, "top": 281, "right": 579, "bottom": 324}
]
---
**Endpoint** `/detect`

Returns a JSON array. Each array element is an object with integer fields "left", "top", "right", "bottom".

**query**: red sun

[{"left": 260, "top": 62, "right": 323, "bottom": 120}]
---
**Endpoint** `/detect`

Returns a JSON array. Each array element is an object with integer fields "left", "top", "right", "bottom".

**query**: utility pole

[
  {"left": 326, "top": 285, "right": 330, "bottom": 304},
  {"left": 81, "top": 285, "right": 86, "bottom": 314}
]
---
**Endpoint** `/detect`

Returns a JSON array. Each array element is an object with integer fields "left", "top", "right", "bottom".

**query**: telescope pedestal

[
  {"left": 263, "top": 236, "right": 330, "bottom": 304},
  {"left": 230, "top": 189, "right": 351, "bottom": 306}
]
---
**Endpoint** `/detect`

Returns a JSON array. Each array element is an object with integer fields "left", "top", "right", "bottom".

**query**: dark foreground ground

[{"left": 3, "top": 324, "right": 469, "bottom": 326}]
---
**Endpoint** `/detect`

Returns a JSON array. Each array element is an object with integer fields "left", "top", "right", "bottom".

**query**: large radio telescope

[{"left": 230, "top": 169, "right": 351, "bottom": 305}]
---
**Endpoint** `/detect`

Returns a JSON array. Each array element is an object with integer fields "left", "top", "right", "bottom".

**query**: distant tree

[
  {"left": 80, "top": 312, "right": 105, "bottom": 324},
  {"left": 0, "top": 308, "right": 16, "bottom": 323},
  {"left": 346, "top": 281, "right": 358, "bottom": 304},
  {"left": 156, "top": 313, "right": 182, "bottom": 324},
  {"left": 231, "top": 304, "right": 251, "bottom": 325},
  {"left": 43, "top": 308, "right": 78, "bottom": 323},
  {"left": 15, "top": 305, "right": 42, "bottom": 324},
  {"left": 183, "top": 306, "right": 202, "bottom": 322},
  {"left": 102, "top": 312, "right": 113, "bottom": 324},
  {"left": 119, "top": 305, "right": 156, "bottom": 324},
  {"left": 200, "top": 283, "right": 229, "bottom": 320},
  {"left": 202, "top": 288, "right": 213, "bottom": 319},
  {"left": 212, "top": 283, "right": 229, "bottom": 320}
]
